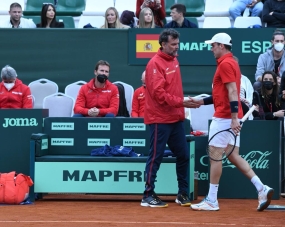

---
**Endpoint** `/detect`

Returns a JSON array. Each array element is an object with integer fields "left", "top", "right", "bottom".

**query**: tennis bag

[{"left": 0, "top": 171, "right": 33, "bottom": 204}]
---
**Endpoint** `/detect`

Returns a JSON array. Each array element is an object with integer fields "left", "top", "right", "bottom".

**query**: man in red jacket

[
  {"left": 73, "top": 60, "right": 119, "bottom": 117},
  {"left": 131, "top": 71, "right": 145, "bottom": 117},
  {"left": 140, "top": 29, "right": 200, "bottom": 208},
  {"left": 0, "top": 65, "right": 32, "bottom": 109}
]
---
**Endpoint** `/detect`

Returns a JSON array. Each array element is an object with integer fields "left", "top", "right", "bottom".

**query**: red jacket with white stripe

[
  {"left": 0, "top": 79, "right": 32, "bottom": 109},
  {"left": 74, "top": 79, "right": 119, "bottom": 116},
  {"left": 144, "top": 49, "right": 185, "bottom": 124}
]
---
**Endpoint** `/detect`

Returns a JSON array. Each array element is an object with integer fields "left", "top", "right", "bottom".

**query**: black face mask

[
  {"left": 263, "top": 81, "right": 274, "bottom": 90},
  {"left": 97, "top": 74, "right": 108, "bottom": 83}
]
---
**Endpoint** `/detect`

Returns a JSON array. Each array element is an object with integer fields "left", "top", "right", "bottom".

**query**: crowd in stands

[{"left": 1, "top": 1, "right": 285, "bottom": 124}]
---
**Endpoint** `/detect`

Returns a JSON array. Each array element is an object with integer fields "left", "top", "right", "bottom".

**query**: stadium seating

[
  {"left": 176, "top": 0, "right": 205, "bottom": 17},
  {"left": 113, "top": 81, "right": 134, "bottom": 116},
  {"left": 82, "top": 0, "right": 114, "bottom": 16},
  {"left": 233, "top": 16, "right": 262, "bottom": 28},
  {"left": 77, "top": 15, "right": 105, "bottom": 28},
  {"left": 64, "top": 80, "right": 86, "bottom": 100},
  {"left": 22, "top": 15, "right": 75, "bottom": 28},
  {"left": 28, "top": 78, "right": 58, "bottom": 109},
  {"left": 165, "top": 0, "right": 176, "bottom": 16},
  {"left": 203, "top": 17, "right": 231, "bottom": 28},
  {"left": 43, "top": 92, "right": 75, "bottom": 117},
  {"left": 0, "top": 0, "right": 25, "bottom": 15},
  {"left": 204, "top": 0, "right": 233, "bottom": 17},
  {"left": 56, "top": 0, "right": 85, "bottom": 16},
  {"left": 24, "top": 0, "right": 85, "bottom": 16},
  {"left": 24, "top": 0, "right": 53, "bottom": 16}
]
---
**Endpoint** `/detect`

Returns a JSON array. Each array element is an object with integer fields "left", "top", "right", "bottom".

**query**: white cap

[{"left": 205, "top": 33, "right": 232, "bottom": 46}]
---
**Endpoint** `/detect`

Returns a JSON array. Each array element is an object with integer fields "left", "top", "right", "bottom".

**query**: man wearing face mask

[
  {"left": 0, "top": 65, "right": 33, "bottom": 109},
  {"left": 254, "top": 30, "right": 285, "bottom": 91},
  {"left": 131, "top": 71, "right": 146, "bottom": 117},
  {"left": 73, "top": 60, "right": 119, "bottom": 117}
]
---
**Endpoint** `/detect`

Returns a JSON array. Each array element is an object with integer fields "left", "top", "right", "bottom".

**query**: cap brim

[{"left": 205, "top": 40, "right": 214, "bottom": 44}]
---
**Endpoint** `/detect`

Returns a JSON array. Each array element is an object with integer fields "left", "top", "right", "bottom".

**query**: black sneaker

[
  {"left": 175, "top": 192, "right": 191, "bottom": 207},
  {"left": 141, "top": 193, "right": 168, "bottom": 208}
]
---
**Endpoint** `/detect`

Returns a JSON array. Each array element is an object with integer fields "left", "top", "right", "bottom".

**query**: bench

[{"left": 29, "top": 117, "right": 195, "bottom": 201}]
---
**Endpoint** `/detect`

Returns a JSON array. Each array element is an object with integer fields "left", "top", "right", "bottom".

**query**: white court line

[{"left": 0, "top": 221, "right": 283, "bottom": 226}]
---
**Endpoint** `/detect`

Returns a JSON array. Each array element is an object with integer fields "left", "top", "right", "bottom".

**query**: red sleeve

[
  {"left": 156, "top": 0, "right": 166, "bottom": 20},
  {"left": 131, "top": 88, "right": 140, "bottom": 117},
  {"left": 136, "top": 0, "right": 143, "bottom": 18},
  {"left": 146, "top": 60, "right": 183, "bottom": 108},
  {"left": 98, "top": 85, "right": 119, "bottom": 116},
  {"left": 22, "top": 86, "right": 33, "bottom": 109},
  {"left": 74, "top": 86, "right": 89, "bottom": 116}
]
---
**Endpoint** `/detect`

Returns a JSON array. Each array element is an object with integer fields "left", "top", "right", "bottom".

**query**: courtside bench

[{"left": 29, "top": 117, "right": 195, "bottom": 201}]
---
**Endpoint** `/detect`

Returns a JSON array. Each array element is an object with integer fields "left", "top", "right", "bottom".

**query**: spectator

[
  {"left": 263, "top": 0, "right": 285, "bottom": 28},
  {"left": 73, "top": 60, "right": 119, "bottom": 117},
  {"left": 254, "top": 30, "right": 285, "bottom": 91},
  {"left": 252, "top": 71, "right": 285, "bottom": 120},
  {"left": 0, "top": 3, "right": 36, "bottom": 28},
  {"left": 137, "top": 7, "right": 158, "bottom": 28},
  {"left": 131, "top": 71, "right": 146, "bottom": 117},
  {"left": 0, "top": 65, "right": 33, "bottom": 109},
  {"left": 164, "top": 4, "right": 197, "bottom": 28},
  {"left": 136, "top": 0, "right": 166, "bottom": 28},
  {"left": 229, "top": 0, "right": 263, "bottom": 21},
  {"left": 120, "top": 10, "right": 136, "bottom": 28},
  {"left": 37, "top": 3, "right": 64, "bottom": 28},
  {"left": 101, "top": 7, "right": 130, "bottom": 29},
  {"left": 233, "top": 56, "right": 254, "bottom": 118}
]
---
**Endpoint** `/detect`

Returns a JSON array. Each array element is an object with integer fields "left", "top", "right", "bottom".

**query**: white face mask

[
  {"left": 274, "top": 42, "right": 284, "bottom": 52},
  {"left": 4, "top": 82, "right": 15, "bottom": 91}
]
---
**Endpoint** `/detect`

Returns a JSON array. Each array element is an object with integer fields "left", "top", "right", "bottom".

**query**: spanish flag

[{"left": 136, "top": 34, "right": 160, "bottom": 58}]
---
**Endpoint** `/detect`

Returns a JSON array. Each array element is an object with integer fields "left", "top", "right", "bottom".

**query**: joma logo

[{"left": 3, "top": 118, "right": 38, "bottom": 128}]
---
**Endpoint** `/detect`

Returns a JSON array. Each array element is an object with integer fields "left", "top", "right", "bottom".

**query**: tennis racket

[{"left": 207, "top": 105, "right": 256, "bottom": 161}]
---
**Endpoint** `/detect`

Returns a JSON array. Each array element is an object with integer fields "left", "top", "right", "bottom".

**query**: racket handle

[{"left": 240, "top": 105, "right": 256, "bottom": 123}]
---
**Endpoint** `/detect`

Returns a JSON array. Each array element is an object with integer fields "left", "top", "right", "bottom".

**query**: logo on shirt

[
  {"left": 12, "top": 91, "right": 23, "bottom": 95},
  {"left": 102, "top": 90, "right": 111, "bottom": 93},
  {"left": 153, "top": 69, "right": 157, "bottom": 74}
]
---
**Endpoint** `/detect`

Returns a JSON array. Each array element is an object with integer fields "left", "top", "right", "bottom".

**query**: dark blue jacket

[{"left": 164, "top": 18, "right": 198, "bottom": 28}]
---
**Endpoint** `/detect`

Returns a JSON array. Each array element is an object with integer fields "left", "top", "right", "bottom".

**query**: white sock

[
  {"left": 207, "top": 183, "right": 219, "bottom": 202},
  {"left": 251, "top": 175, "right": 264, "bottom": 192}
]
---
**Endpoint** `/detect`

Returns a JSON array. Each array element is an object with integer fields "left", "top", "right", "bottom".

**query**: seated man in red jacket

[
  {"left": 0, "top": 65, "right": 33, "bottom": 109},
  {"left": 73, "top": 60, "right": 119, "bottom": 117},
  {"left": 131, "top": 71, "right": 146, "bottom": 117}
]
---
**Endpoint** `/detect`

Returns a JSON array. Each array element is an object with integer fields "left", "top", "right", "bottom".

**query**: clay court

[{"left": 0, "top": 194, "right": 284, "bottom": 227}]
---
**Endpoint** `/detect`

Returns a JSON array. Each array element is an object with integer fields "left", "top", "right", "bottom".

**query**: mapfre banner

[{"left": 128, "top": 28, "right": 276, "bottom": 66}]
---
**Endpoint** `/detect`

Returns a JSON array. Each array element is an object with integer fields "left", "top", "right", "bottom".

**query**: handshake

[{"left": 183, "top": 96, "right": 202, "bottom": 108}]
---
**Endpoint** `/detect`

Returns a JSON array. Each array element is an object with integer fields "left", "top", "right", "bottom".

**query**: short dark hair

[
  {"left": 170, "top": 4, "right": 186, "bottom": 16},
  {"left": 159, "top": 28, "right": 180, "bottom": 46},
  {"left": 10, "top": 3, "right": 22, "bottom": 10},
  {"left": 272, "top": 29, "right": 285, "bottom": 41},
  {"left": 224, "top": 44, "right": 232, "bottom": 51},
  {"left": 95, "top": 60, "right": 110, "bottom": 71}
]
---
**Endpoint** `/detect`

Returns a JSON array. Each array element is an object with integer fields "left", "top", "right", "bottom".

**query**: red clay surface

[{"left": 0, "top": 194, "right": 284, "bottom": 227}]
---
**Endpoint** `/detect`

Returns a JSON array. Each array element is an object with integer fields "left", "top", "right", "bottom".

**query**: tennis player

[{"left": 190, "top": 33, "right": 274, "bottom": 211}]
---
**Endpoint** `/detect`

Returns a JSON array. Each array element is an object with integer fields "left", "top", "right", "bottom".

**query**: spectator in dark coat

[{"left": 37, "top": 3, "right": 64, "bottom": 28}]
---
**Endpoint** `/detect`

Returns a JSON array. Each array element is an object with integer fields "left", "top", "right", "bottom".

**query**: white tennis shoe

[
  {"left": 190, "top": 197, "right": 219, "bottom": 211},
  {"left": 257, "top": 185, "right": 274, "bottom": 211}
]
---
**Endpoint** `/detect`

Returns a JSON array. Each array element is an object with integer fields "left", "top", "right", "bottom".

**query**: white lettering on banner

[
  {"left": 123, "top": 139, "right": 145, "bottom": 146},
  {"left": 180, "top": 42, "right": 210, "bottom": 51},
  {"left": 52, "top": 123, "right": 74, "bottom": 130},
  {"left": 200, "top": 151, "right": 272, "bottom": 169},
  {"left": 88, "top": 123, "right": 110, "bottom": 130},
  {"left": 123, "top": 123, "right": 145, "bottom": 131},
  {"left": 51, "top": 138, "right": 74, "bottom": 146},
  {"left": 87, "top": 139, "right": 110, "bottom": 146},
  {"left": 241, "top": 41, "right": 271, "bottom": 53},
  {"left": 2, "top": 118, "right": 38, "bottom": 128}
]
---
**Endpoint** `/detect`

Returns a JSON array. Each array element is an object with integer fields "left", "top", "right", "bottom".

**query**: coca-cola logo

[{"left": 200, "top": 151, "right": 272, "bottom": 169}]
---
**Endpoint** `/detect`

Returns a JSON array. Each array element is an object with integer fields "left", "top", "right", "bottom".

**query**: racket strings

[{"left": 207, "top": 130, "right": 236, "bottom": 161}]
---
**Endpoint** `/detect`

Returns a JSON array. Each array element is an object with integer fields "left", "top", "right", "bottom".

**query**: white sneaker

[
  {"left": 257, "top": 185, "right": 274, "bottom": 211},
  {"left": 190, "top": 197, "right": 219, "bottom": 211}
]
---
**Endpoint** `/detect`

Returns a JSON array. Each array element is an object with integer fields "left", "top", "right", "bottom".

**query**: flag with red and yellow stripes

[{"left": 136, "top": 34, "right": 160, "bottom": 58}]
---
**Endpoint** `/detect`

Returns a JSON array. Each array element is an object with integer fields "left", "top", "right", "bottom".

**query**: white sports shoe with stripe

[
  {"left": 190, "top": 197, "right": 219, "bottom": 211},
  {"left": 257, "top": 185, "right": 274, "bottom": 211}
]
